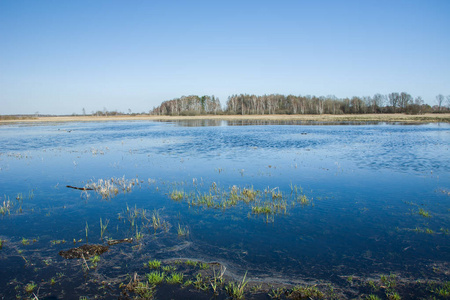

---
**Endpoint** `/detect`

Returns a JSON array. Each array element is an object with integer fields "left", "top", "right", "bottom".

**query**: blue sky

[{"left": 1, "top": 0, "right": 449, "bottom": 115}]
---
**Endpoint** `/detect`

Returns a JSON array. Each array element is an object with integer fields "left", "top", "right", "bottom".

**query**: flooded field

[{"left": 0, "top": 120, "right": 449, "bottom": 299}]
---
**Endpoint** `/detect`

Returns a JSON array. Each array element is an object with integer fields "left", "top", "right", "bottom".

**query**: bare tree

[
  {"left": 373, "top": 94, "right": 385, "bottom": 112},
  {"left": 414, "top": 96, "right": 424, "bottom": 105},
  {"left": 436, "top": 94, "right": 444, "bottom": 111},
  {"left": 388, "top": 93, "right": 400, "bottom": 112},
  {"left": 399, "top": 92, "right": 413, "bottom": 111}
]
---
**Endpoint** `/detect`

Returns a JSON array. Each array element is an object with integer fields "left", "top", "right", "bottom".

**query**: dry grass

[{"left": 1, "top": 113, "right": 449, "bottom": 124}]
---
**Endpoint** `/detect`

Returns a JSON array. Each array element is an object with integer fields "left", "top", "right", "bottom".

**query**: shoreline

[{"left": 1, "top": 113, "right": 450, "bottom": 124}]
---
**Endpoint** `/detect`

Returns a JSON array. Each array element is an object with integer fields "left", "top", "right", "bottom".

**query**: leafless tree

[{"left": 436, "top": 94, "right": 444, "bottom": 111}]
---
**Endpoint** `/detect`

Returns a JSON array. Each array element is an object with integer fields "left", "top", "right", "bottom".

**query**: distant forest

[{"left": 149, "top": 93, "right": 450, "bottom": 116}]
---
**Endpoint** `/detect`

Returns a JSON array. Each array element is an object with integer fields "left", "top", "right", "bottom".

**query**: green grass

[
  {"left": 24, "top": 282, "right": 37, "bottom": 293},
  {"left": 133, "top": 281, "right": 154, "bottom": 298},
  {"left": 170, "top": 190, "right": 185, "bottom": 201},
  {"left": 288, "top": 285, "right": 324, "bottom": 299},
  {"left": 225, "top": 271, "right": 248, "bottom": 300},
  {"left": 177, "top": 224, "right": 189, "bottom": 237},
  {"left": 146, "top": 271, "right": 165, "bottom": 285},
  {"left": 433, "top": 281, "right": 450, "bottom": 297},
  {"left": 166, "top": 272, "right": 184, "bottom": 284},
  {"left": 162, "top": 265, "right": 176, "bottom": 272},
  {"left": 185, "top": 260, "right": 198, "bottom": 267},
  {"left": 135, "top": 225, "right": 144, "bottom": 241},
  {"left": 418, "top": 208, "right": 431, "bottom": 218},
  {"left": 252, "top": 204, "right": 273, "bottom": 215},
  {"left": 298, "top": 194, "right": 310, "bottom": 205},
  {"left": 99, "top": 217, "right": 109, "bottom": 239},
  {"left": 269, "top": 287, "right": 284, "bottom": 299},
  {"left": 386, "top": 291, "right": 401, "bottom": 300},
  {"left": 441, "top": 228, "right": 450, "bottom": 235},
  {"left": 183, "top": 279, "right": 193, "bottom": 287},
  {"left": 148, "top": 259, "right": 161, "bottom": 269},
  {"left": 151, "top": 211, "right": 168, "bottom": 231},
  {"left": 90, "top": 255, "right": 100, "bottom": 268},
  {"left": 193, "top": 273, "right": 209, "bottom": 291},
  {"left": 242, "top": 187, "right": 259, "bottom": 202},
  {"left": 165, "top": 181, "right": 317, "bottom": 223}
]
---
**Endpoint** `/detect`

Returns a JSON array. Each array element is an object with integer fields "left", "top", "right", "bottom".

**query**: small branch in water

[
  {"left": 107, "top": 238, "right": 133, "bottom": 246},
  {"left": 66, "top": 185, "right": 93, "bottom": 191},
  {"left": 81, "top": 254, "right": 90, "bottom": 271}
]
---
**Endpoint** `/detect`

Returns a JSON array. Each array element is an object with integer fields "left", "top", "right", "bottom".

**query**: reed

[
  {"left": 177, "top": 224, "right": 189, "bottom": 237},
  {"left": 85, "top": 222, "right": 89, "bottom": 243},
  {"left": 135, "top": 225, "right": 143, "bottom": 241},
  {"left": 100, "top": 218, "right": 109, "bottom": 240},
  {"left": 0, "top": 198, "right": 12, "bottom": 215}
]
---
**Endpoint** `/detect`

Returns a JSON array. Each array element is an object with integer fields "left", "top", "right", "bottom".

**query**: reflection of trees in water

[{"left": 171, "top": 119, "right": 381, "bottom": 127}]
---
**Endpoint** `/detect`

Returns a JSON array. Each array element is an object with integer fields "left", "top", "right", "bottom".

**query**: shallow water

[{"left": 0, "top": 120, "right": 449, "bottom": 299}]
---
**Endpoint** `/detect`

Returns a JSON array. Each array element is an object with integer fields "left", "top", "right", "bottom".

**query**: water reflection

[{"left": 166, "top": 119, "right": 424, "bottom": 127}]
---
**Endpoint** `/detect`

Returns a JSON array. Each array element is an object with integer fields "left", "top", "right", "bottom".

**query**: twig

[
  {"left": 66, "top": 185, "right": 93, "bottom": 191},
  {"left": 81, "top": 254, "right": 90, "bottom": 271}
]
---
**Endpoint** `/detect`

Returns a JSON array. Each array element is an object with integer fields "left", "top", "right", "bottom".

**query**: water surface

[{"left": 0, "top": 120, "right": 449, "bottom": 299}]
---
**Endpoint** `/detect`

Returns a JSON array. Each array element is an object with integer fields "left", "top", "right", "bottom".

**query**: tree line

[
  {"left": 150, "top": 95, "right": 222, "bottom": 116},
  {"left": 149, "top": 93, "right": 450, "bottom": 116}
]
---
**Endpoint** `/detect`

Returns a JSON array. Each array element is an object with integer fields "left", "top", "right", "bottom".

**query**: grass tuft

[
  {"left": 146, "top": 271, "right": 165, "bottom": 285},
  {"left": 148, "top": 259, "right": 161, "bottom": 269}
]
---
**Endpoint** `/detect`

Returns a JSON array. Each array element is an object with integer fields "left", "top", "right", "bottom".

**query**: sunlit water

[{"left": 0, "top": 120, "right": 449, "bottom": 298}]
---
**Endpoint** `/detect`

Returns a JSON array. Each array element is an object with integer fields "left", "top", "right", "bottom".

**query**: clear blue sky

[{"left": 1, "top": 0, "right": 449, "bottom": 115}]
